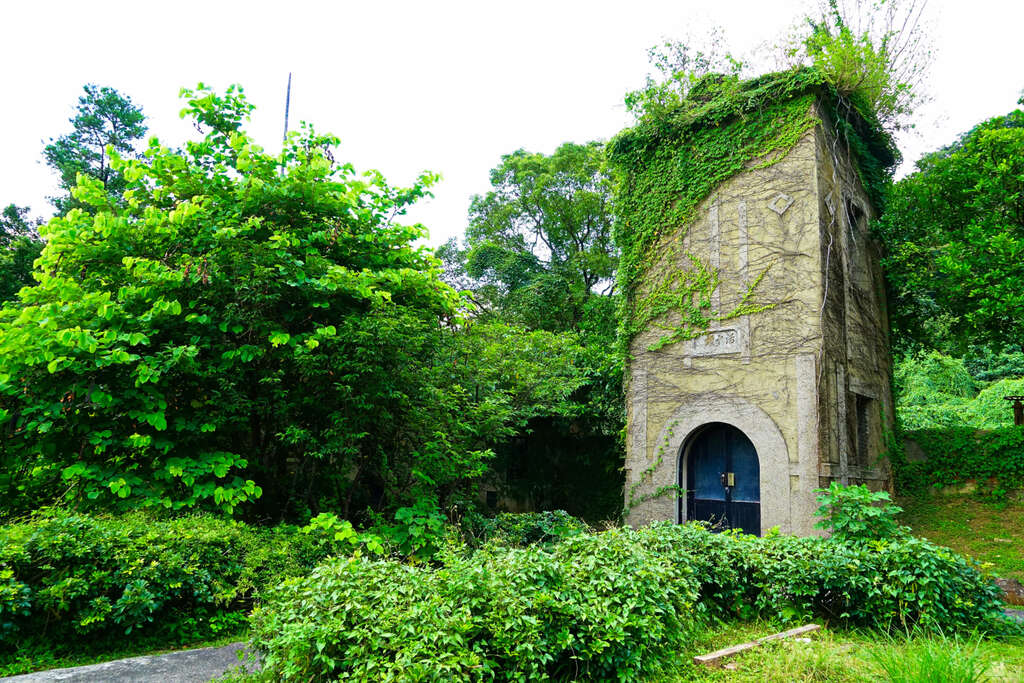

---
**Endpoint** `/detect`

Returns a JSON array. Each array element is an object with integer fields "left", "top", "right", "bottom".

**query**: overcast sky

[{"left": 2, "top": 1, "right": 1020, "bottom": 246}]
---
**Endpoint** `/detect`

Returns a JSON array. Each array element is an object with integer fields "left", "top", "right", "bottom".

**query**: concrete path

[{"left": 0, "top": 643, "right": 259, "bottom": 683}]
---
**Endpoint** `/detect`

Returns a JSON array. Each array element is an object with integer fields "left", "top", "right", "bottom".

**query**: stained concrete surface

[{"left": 0, "top": 642, "right": 259, "bottom": 683}]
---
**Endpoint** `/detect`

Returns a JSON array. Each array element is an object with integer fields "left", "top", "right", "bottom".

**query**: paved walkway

[{"left": 0, "top": 643, "right": 259, "bottom": 683}]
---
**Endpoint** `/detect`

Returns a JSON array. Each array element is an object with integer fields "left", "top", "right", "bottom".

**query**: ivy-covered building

[{"left": 613, "top": 70, "right": 897, "bottom": 535}]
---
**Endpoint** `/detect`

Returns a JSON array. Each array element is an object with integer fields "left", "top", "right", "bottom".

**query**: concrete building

[{"left": 623, "top": 94, "right": 895, "bottom": 536}]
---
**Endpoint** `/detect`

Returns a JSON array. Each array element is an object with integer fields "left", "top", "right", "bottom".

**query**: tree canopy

[
  {"left": 3, "top": 85, "right": 581, "bottom": 520},
  {"left": 0, "top": 205, "right": 43, "bottom": 302},
  {"left": 43, "top": 84, "right": 147, "bottom": 215},
  {"left": 874, "top": 104, "right": 1024, "bottom": 354},
  {"left": 438, "top": 141, "right": 624, "bottom": 520},
  {"left": 442, "top": 141, "right": 617, "bottom": 334}
]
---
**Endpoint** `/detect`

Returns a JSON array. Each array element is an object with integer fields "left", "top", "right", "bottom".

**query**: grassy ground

[
  {"left": 898, "top": 492, "right": 1024, "bottom": 582},
  {"left": 652, "top": 621, "right": 1024, "bottom": 682}
]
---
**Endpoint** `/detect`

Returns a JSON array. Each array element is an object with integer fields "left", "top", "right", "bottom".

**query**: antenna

[{"left": 282, "top": 72, "right": 292, "bottom": 143}]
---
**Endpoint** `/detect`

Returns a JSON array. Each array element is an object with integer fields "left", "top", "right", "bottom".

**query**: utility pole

[{"left": 282, "top": 72, "right": 292, "bottom": 143}]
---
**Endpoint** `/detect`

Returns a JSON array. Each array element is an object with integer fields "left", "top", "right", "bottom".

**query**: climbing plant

[{"left": 609, "top": 67, "right": 896, "bottom": 358}]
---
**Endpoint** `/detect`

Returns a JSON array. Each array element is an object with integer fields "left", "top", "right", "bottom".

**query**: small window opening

[{"left": 855, "top": 394, "right": 871, "bottom": 468}]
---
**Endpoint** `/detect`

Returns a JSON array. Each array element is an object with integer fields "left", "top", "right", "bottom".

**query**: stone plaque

[{"left": 689, "top": 328, "right": 742, "bottom": 356}]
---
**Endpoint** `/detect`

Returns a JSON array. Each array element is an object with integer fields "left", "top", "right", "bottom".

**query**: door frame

[{"left": 678, "top": 421, "right": 761, "bottom": 534}]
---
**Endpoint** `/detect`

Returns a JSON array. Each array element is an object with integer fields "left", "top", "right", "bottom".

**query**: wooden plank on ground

[{"left": 693, "top": 623, "right": 821, "bottom": 668}]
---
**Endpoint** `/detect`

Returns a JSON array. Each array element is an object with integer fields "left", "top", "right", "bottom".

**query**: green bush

[
  {"left": 898, "top": 427, "right": 1024, "bottom": 495},
  {"left": 895, "top": 353, "right": 977, "bottom": 405},
  {"left": 249, "top": 523, "right": 1008, "bottom": 681},
  {"left": 460, "top": 509, "right": 591, "bottom": 547},
  {"left": 894, "top": 352, "right": 1024, "bottom": 430},
  {"left": 633, "top": 524, "right": 1006, "bottom": 632},
  {"left": 966, "top": 378, "right": 1024, "bottom": 429},
  {"left": 250, "top": 526, "right": 701, "bottom": 682},
  {"left": 0, "top": 510, "right": 338, "bottom": 651},
  {"left": 813, "top": 482, "right": 905, "bottom": 542}
]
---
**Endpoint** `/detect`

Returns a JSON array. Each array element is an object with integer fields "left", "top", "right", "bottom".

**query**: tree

[
  {"left": 874, "top": 106, "right": 1024, "bottom": 353},
  {"left": 43, "top": 84, "right": 147, "bottom": 214},
  {"left": 441, "top": 142, "right": 624, "bottom": 521},
  {"left": 0, "top": 85, "right": 530, "bottom": 520},
  {"left": 0, "top": 204, "right": 43, "bottom": 302},
  {"left": 625, "top": 1, "right": 932, "bottom": 133},
  {"left": 442, "top": 141, "right": 617, "bottom": 334}
]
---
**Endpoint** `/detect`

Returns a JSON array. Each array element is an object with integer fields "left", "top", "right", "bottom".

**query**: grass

[
  {"left": 652, "top": 621, "right": 1024, "bottom": 682},
  {"left": 898, "top": 491, "right": 1024, "bottom": 582}
]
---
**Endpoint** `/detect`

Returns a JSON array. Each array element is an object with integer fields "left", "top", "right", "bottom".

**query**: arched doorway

[{"left": 681, "top": 423, "right": 761, "bottom": 536}]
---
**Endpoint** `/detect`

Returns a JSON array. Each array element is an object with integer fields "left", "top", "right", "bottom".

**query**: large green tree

[
  {"left": 43, "top": 84, "right": 147, "bottom": 215},
  {"left": 1, "top": 85, "right": 588, "bottom": 521},
  {"left": 874, "top": 104, "right": 1024, "bottom": 354},
  {"left": 442, "top": 141, "right": 617, "bottom": 334},
  {"left": 441, "top": 142, "right": 624, "bottom": 521}
]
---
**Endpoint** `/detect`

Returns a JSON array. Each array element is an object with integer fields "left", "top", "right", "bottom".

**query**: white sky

[{"left": 2, "top": 0, "right": 1021, "bottom": 246}]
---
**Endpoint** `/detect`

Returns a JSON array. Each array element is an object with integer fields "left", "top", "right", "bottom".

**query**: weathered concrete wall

[
  {"left": 813, "top": 105, "right": 895, "bottom": 492},
  {"left": 624, "top": 102, "right": 894, "bottom": 534}
]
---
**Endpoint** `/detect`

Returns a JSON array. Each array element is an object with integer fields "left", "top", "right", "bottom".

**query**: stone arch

[{"left": 655, "top": 394, "right": 791, "bottom": 534}]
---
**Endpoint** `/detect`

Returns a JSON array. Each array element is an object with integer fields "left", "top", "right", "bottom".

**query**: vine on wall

[
  {"left": 609, "top": 67, "right": 896, "bottom": 358},
  {"left": 896, "top": 428, "right": 1024, "bottom": 499},
  {"left": 624, "top": 419, "right": 683, "bottom": 516}
]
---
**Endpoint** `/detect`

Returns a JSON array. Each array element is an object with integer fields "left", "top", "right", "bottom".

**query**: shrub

[
  {"left": 813, "top": 482, "right": 905, "bottom": 542},
  {"left": 633, "top": 523, "right": 1006, "bottom": 632},
  {"left": 0, "top": 510, "right": 339, "bottom": 651},
  {"left": 460, "top": 509, "right": 591, "bottom": 547},
  {"left": 250, "top": 527, "right": 701, "bottom": 682},
  {"left": 250, "top": 522, "right": 1009, "bottom": 681},
  {"left": 898, "top": 427, "right": 1024, "bottom": 495},
  {"left": 893, "top": 352, "right": 1024, "bottom": 431},
  {"left": 895, "top": 353, "right": 977, "bottom": 405}
]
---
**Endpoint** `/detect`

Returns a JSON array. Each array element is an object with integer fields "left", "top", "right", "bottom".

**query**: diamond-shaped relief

[{"left": 768, "top": 193, "right": 795, "bottom": 216}]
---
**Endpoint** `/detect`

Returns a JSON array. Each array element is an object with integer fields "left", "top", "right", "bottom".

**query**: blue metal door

[{"left": 683, "top": 423, "right": 761, "bottom": 536}]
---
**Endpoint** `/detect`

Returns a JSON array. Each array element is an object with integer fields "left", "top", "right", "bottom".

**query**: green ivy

[
  {"left": 896, "top": 428, "right": 1024, "bottom": 498},
  {"left": 608, "top": 67, "right": 896, "bottom": 358}
]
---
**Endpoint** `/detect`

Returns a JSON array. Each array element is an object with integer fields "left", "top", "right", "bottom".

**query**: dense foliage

[
  {"left": 894, "top": 352, "right": 1024, "bottom": 430},
  {"left": 249, "top": 521, "right": 1007, "bottom": 681},
  {"left": 442, "top": 142, "right": 616, "bottom": 332},
  {"left": 0, "top": 510, "right": 339, "bottom": 664},
  {"left": 874, "top": 105, "right": 1024, "bottom": 354},
  {"left": 251, "top": 526, "right": 701, "bottom": 682},
  {"left": 896, "top": 428, "right": 1024, "bottom": 498},
  {"left": 459, "top": 509, "right": 590, "bottom": 547},
  {"left": 0, "top": 86, "right": 527, "bottom": 521},
  {"left": 440, "top": 142, "right": 624, "bottom": 521},
  {"left": 0, "top": 205, "right": 43, "bottom": 303}
]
